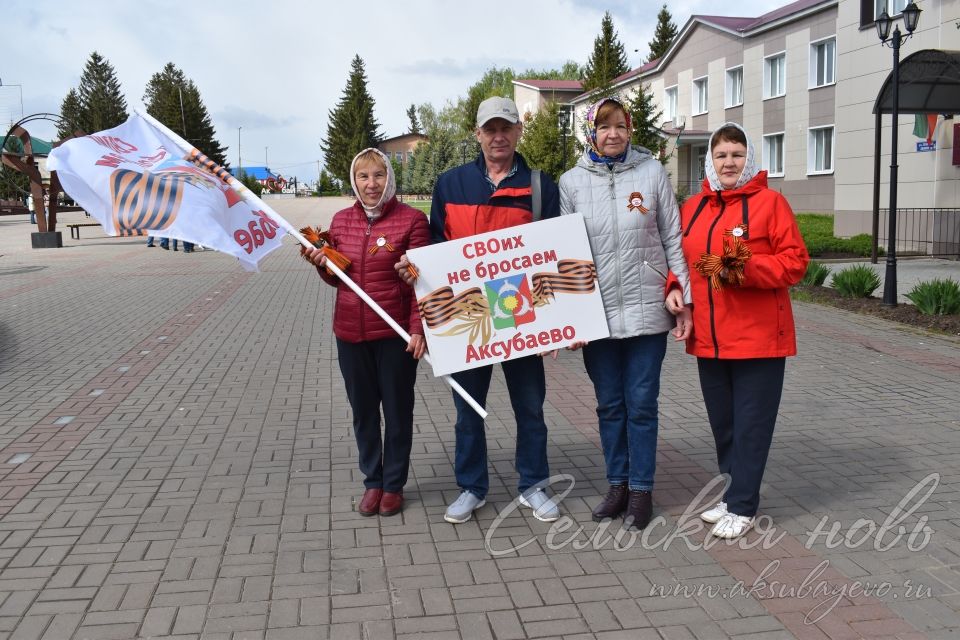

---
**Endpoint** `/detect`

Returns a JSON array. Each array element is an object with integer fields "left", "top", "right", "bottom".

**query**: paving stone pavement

[{"left": 0, "top": 199, "right": 958, "bottom": 639}]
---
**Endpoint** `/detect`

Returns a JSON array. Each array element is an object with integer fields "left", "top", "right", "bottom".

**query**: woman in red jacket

[
  {"left": 303, "top": 148, "right": 430, "bottom": 517},
  {"left": 672, "top": 123, "right": 808, "bottom": 539}
]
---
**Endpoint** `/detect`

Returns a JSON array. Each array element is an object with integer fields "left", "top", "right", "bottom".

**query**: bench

[{"left": 66, "top": 223, "right": 102, "bottom": 239}]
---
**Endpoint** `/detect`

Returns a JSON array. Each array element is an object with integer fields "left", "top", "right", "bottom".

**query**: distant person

[
  {"left": 303, "top": 148, "right": 429, "bottom": 518},
  {"left": 672, "top": 122, "right": 808, "bottom": 539},
  {"left": 27, "top": 194, "right": 35, "bottom": 225},
  {"left": 559, "top": 97, "right": 692, "bottom": 530},
  {"left": 396, "top": 97, "right": 562, "bottom": 525}
]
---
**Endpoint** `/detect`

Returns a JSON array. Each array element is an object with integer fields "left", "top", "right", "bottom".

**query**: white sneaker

[
  {"left": 444, "top": 491, "right": 486, "bottom": 524},
  {"left": 710, "top": 513, "right": 755, "bottom": 539},
  {"left": 700, "top": 501, "right": 728, "bottom": 524},
  {"left": 518, "top": 488, "right": 560, "bottom": 522}
]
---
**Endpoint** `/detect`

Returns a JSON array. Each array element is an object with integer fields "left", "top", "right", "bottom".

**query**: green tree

[
  {"left": 626, "top": 83, "right": 666, "bottom": 161},
  {"left": 316, "top": 169, "right": 340, "bottom": 196},
  {"left": 582, "top": 12, "right": 630, "bottom": 94},
  {"left": 406, "top": 104, "right": 422, "bottom": 135},
  {"left": 237, "top": 170, "right": 263, "bottom": 196},
  {"left": 647, "top": 5, "right": 678, "bottom": 62},
  {"left": 0, "top": 137, "right": 30, "bottom": 201},
  {"left": 321, "top": 54, "right": 382, "bottom": 185},
  {"left": 517, "top": 61, "right": 583, "bottom": 81},
  {"left": 517, "top": 102, "right": 579, "bottom": 181},
  {"left": 57, "top": 51, "right": 128, "bottom": 137},
  {"left": 57, "top": 89, "right": 84, "bottom": 138},
  {"left": 143, "top": 62, "right": 229, "bottom": 167}
]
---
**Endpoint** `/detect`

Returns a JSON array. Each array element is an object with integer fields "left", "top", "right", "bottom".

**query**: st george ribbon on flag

[
  {"left": 47, "top": 111, "right": 488, "bottom": 418},
  {"left": 47, "top": 114, "right": 283, "bottom": 271}
]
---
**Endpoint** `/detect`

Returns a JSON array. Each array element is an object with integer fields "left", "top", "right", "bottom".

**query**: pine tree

[
  {"left": 321, "top": 55, "right": 382, "bottom": 184},
  {"left": 581, "top": 12, "right": 630, "bottom": 94},
  {"left": 72, "top": 52, "right": 128, "bottom": 134},
  {"left": 57, "top": 89, "right": 83, "bottom": 139},
  {"left": 516, "top": 102, "right": 579, "bottom": 181},
  {"left": 647, "top": 5, "right": 679, "bottom": 62},
  {"left": 143, "top": 63, "right": 228, "bottom": 167},
  {"left": 626, "top": 83, "right": 666, "bottom": 161},
  {"left": 406, "top": 104, "right": 422, "bottom": 135}
]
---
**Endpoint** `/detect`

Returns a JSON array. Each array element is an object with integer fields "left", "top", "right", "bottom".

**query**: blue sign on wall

[{"left": 916, "top": 141, "right": 937, "bottom": 152}]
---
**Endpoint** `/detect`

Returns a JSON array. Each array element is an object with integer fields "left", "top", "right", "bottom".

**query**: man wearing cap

[{"left": 397, "top": 96, "right": 562, "bottom": 524}]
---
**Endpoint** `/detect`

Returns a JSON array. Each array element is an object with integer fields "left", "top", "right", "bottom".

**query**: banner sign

[
  {"left": 48, "top": 115, "right": 284, "bottom": 270},
  {"left": 407, "top": 214, "right": 609, "bottom": 376}
]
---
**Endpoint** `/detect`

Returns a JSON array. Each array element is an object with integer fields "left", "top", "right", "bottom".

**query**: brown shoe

[
  {"left": 591, "top": 484, "right": 628, "bottom": 522},
  {"left": 379, "top": 491, "right": 404, "bottom": 517},
  {"left": 358, "top": 488, "right": 383, "bottom": 516},
  {"left": 623, "top": 490, "right": 653, "bottom": 530}
]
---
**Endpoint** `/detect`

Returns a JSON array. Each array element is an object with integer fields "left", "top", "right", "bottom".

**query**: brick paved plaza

[{"left": 0, "top": 199, "right": 958, "bottom": 639}]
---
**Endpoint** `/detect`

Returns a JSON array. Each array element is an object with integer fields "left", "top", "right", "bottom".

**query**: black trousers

[
  {"left": 697, "top": 357, "right": 786, "bottom": 518},
  {"left": 337, "top": 337, "right": 418, "bottom": 492}
]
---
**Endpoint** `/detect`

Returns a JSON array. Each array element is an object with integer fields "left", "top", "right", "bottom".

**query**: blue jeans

[
  {"left": 451, "top": 355, "right": 549, "bottom": 499},
  {"left": 582, "top": 333, "right": 667, "bottom": 491}
]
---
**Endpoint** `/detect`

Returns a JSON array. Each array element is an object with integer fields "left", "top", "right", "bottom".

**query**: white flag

[{"left": 47, "top": 114, "right": 284, "bottom": 271}]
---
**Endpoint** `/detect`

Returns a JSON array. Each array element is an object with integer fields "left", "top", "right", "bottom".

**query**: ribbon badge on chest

[
  {"left": 368, "top": 233, "right": 395, "bottom": 255},
  {"left": 627, "top": 192, "right": 649, "bottom": 214},
  {"left": 724, "top": 223, "right": 749, "bottom": 240}
]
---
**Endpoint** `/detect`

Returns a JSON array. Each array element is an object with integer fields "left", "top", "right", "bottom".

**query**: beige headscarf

[{"left": 349, "top": 148, "right": 396, "bottom": 218}]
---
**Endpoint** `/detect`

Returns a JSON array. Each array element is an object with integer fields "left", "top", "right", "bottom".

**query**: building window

[
  {"left": 808, "top": 126, "right": 834, "bottom": 174},
  {"left": 725, "top": 67, "right": 743, "bottom": 108},
  {"left": 763, "top": 133, "right": 785, "bottom": 176},
  {"left": 764, "top": 53, "right": 786, "bottom": 99},
  {"left": 810, "top": 37, "right": 836, "bottom": 88},
  {"left": 692, "top": 77, "right": 708, "bottom": 115},
  {"left": 876, "top": 0, "right": 907, "bottom": 18},
  {"left": 664, "top": 86, "right": 678, "bottom": 122}
]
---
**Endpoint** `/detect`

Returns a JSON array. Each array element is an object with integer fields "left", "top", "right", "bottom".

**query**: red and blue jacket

[{"left": 429, "top": 153, "right": 560, "bottom": 242}]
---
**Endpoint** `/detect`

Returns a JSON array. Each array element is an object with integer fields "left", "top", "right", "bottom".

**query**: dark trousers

[
  {"left": 450, "top": 355, "right": 549, "bottom": 499},
  {"left": 697, "top": 357, "right": 785, "bottom": 518},
  {"left": 337, "top": 337, "right": 418, "bottom": 492}
]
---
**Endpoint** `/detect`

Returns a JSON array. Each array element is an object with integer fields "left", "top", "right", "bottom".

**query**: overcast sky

[{"left": 5, "top": 0, "right": 773, "bottom": 183}]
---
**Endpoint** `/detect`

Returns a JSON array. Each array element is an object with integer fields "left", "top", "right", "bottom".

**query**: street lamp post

[
  {"left": 876, "top": 0, "right": 921, "bottom": 307},
  {"left": 237, "top": 126, "right": 242, "bottom": 177},
  {"left": 558, "top": 107, "right": 571, "bottom": 172}
]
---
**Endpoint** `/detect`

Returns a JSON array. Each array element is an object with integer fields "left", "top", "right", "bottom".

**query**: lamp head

[
  {"left": 903, "top": 0, "right": 921, "bottom": 33},
  {"left": 876, "top": 9, "right": 892, "bottom": 41}
]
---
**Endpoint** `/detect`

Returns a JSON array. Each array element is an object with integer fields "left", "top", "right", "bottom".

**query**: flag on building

[
  {"left": 47, "top": 115, "right": 285, "bottom": 271},
  {"left": 912, "top": 114, "right": 940, "bottom": 144}
]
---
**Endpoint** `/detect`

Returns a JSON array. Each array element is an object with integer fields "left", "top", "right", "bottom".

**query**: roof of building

[
  {"left": 697, "top": 0, "right": 833, "bottom": 34},
  {"left": 2, "top": 135, "right": 53, "bottom": 156},
  {"left": 379, "top": 133, "right": 429, "bottom": 144},
  {"left": 228, "top": 166, "right": 276, "bottom": 180},
  {"left": 513, "top": 79, "right": 584, "bottom": 91}
]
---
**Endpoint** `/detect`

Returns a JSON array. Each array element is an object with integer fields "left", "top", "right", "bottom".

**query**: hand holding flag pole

[{"left": 134, "top": 109, "right": 487, "bottom": 419}]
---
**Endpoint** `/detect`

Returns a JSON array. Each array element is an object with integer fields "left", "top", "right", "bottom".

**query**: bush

[
  {"left": 831, "top": 265, "right": 881, "bottom": 298},
  {"left": 800, "top": 261, "right": 831, "bottom": 286},
  {"left": 795, "top": 214, "right": 879, "bottom": 258},
  {"left": 905, "top": 279, "right": 960, "bottom": 315}
]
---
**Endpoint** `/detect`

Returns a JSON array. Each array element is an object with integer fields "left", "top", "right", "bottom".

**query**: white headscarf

[
  {"left": 704, "top": 122, "right": 759, "bottom": 192},
  {"left": 349, "top": 148, "right": 396, "bottom": 218}
]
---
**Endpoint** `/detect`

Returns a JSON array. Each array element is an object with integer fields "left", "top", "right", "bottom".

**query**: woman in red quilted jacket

[
  {"left": 303, "top": 148, "right": 430, "bottom": 517},
  {"left": 673, "top": 123, "right": 808, "bottom": 540}
]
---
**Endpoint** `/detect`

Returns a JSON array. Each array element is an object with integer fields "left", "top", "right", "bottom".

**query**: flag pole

[{"left": 134, "top": 109, "right": 487, "bottom": 419}]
